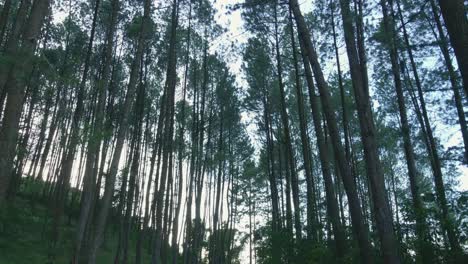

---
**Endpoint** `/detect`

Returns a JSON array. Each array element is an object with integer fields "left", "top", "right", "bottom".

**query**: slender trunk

[
  {"left": 51, "top": 0, "right": 100, "bottom": 250},
  {"left": 0, "top": 0, "right": 12, "bottom": 47},
  {"left": 330, "top": 0, "right": 352, "bottom": 166},
  {"left": 151, "top": 1, "right": 178, "bottom": 262},
  {"left": 261, "top": 86, "right": 281, "bottom": 263},
  {"left": 172, "top": 3, "right": 191, "bottom": 263},
  {"left": 396, "top": 0, "right": 462, "bottom": 254},
  {"left": 211, "top": 109, "right": 224, "bottom": 264},
  {"left": 273, "top": 1, "right": 301, "bottom": 243},
  {"left": 428, "top": 0, "right": 468, "bottom": 163},
  {"left": 340, "top": 0, "right": 400, "bottom": 262},
  {"left": 122, "top": 81, "right": 145, "bottom": 264},
  {"left": 88, "top": 0, "right": 150, "bottom": 261},
  {"left": 299, "top": 35, "right": 346, "bottom": 260},
  {"left": 0, "top": 0, "right": 49, "bottom": 204},
  {"left": 182, "top": 60, "right": 199, "bottom": 264},
  {"left": 381, "top": 1, "right": 433, "bottom": 261},
  {"left": 0, "top": 0, "right": 31, "bottom": 97},
  {"left": 437, "top": 0, "right": 468, "bottom": 96},
  {"left": 73, "top": 1, "right": 119, "bottom": 262},
  {"left": 288, "top": 7, "right": 318, "bottom": 242},
  {"left": 289, "top": 1, "right": 373, "bottom": 262}
]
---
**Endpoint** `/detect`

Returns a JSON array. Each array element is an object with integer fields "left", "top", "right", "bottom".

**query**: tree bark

[
  {"left": 339, "top": 0, "right": 400, "bottom": 262},
  {"left": 299, "top": 37, "right": 346, "bottom": 259},
  {"left": 151, "top": 1, "right": 178, "bottom": 262},
  {"left": 428, "top": 0, "right": 468, "bottom": 163},
  {"left": 72, "top": 0, "right": 119, "bottom": 262},
  {"left": 0, "top": 0, "right": 49, "bottom": 204},
  {"left": 397, "top": 0, "right": 462, "bottom": 254},
  {"left": 381, "top": 1, "right": 433, "bottom": 261},
  {"left": 88, "top": 0, "right": 151, "bottom": 261},
  {"left": 172, "top": 3, "right": 191, "bottom": 263},
  {"left": 0, "top": 0, "right": 12, "bottom": 47},
  {"left": 288, "top": 7, "right": 318, "bottom": 242},
  {"left": 50, "top": 0, "right": 100, "bottom": 251},
  {"left": 437, "top": 0, "right": 468, "bottom": 96},
  {"left": 289, "top": 0, "right": 373, "bottom": 262},
  {"left": 273, "top": 1, "right": 301, "bottom": 243}
]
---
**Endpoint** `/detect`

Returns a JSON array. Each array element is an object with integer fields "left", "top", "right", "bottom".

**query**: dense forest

[{"left": 0, "top": 0, "right": 466, "bottom": 263}]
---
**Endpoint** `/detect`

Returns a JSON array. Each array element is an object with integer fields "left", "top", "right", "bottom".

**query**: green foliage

[{"left": 0, "top": 182, "right": 152, "bottom": 263}]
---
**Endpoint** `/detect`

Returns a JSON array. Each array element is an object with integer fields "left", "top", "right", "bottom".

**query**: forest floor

[{"left": 0, "top": 180, "right": 150, "bottom": 264}]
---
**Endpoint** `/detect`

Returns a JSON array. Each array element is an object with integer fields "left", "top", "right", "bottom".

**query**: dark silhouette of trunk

[
  {"left": 288, "top": 7, "right": 318, "bottom": 242},
  {"left": 50, "top": 0, "right": 100, "bottom": 251},
  {"left": 260, "top": 77, "right": 282, "bottom": 262},
  {"left": 88, "top": 0, "right": 150, "bottom": 261},
  {"left": 72, "top": 0, "right": 119, "bottom": 262},
  {"left": 113, "top": 144, "right": 133, "bottom": 264},
  {"left": 121, "top": 80, "right": 145, "bottom": 264},
  {"left": 273, "top": 1, "right": 301, "bottom": 243},
  {"left": 0, "top": 0, "right": 12, "bottom": 47},
  {"left": 330, "top": 1, "right": 352, "bottom": 232},
  {"left": 0, "top": 0, "right": 49, "bottom": 204},
  {"left": 73, "top": 0, "right": 119, "bottom": 262},
  {"left": 191, "top": 29, "right": 212, "bottom": 264},
  {"left": 211, "top": 109, "right": 224, "bottom": 264},
  {"left": 151, "top": 1, "right": 178, "bottom": 263},
  {"left": 279, "top": 131, "right": 293, "bottom": 236},
  {"left": 249, "top": 197, "right": 252, "bottom": 264},
  {"left": 330, "top": 1, "right": 352, "bottom": 167},
  {"left": 138, "top": 53, "right": 165, "bottom": 264},
  {"left": 339, "top": 0, "right": 400, "bottom": 262},
  {"left": 437, "top": 0, "right": 468, "bottom": 96},
  {"left": 298, "top": 34, "right": 346, "bottom": 260},
  {"left": 289, "top": 0, "right": 373, "bottom": 262},
  {"left": 37, "top": 82, "right": 65, "bottom": 181},
  {"left": 380, "top": 1, "right": 433, "bottom": 261},
  {"left": 0, "top": 0, "right": 31, "bottom": 96},
  {"left": 396, "top": 0, "right": 462, "bottom": 255},
  {"left": 10, "top": 67, "right": 41, "bottom": 197},
  {"left": 428, "top": 0, "right": 468, "bottom": 163},
  {"left": 182, "top": 59, "right": 199, "bottom": 264},
  {"left": 172, "top": 3, "right": 191, "bottom": 263},
  {"left": 27, "top": 78, "right": 56, "bottom": 180}
]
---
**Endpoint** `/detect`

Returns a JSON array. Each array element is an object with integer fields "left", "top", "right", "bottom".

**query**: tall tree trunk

[
  {"left": 73, "top": 0, "right": 119, "bottom": 262},
  {"left": 289, "top": 0, "right": 373, "bottom": 262},
  {"left": 396, "top": 0, "right": 462, "bottom": 254},
  {"left": 288, "top": 7, "right": 318, "bottom": 242},
  {"left": 339, "top": 0, "right": 400, "bottom": 262},
  {"left": 0, "top": 0, "right": 12, "bottom": 47},
  {"left": 330, "top": 1, "right": 352, "bottom": 167},
  {"left": 182, "top": 60, "right": 199, "bottom": 264},
  {"left": 0, "top": 0, "right": 49, "bottom": 204},
  {"left": 437, "top": 0, "right": 468, "bottom": 96},
  {"left": 380, "top": 1, "right": 433, "bottom": 261},
  {"left": 428, "top": 0, "right": 468, "bottom": 163},
  {"left": 10, "top": 67, "right": 41, "bottom": 197},
  {"left": 0, "top": 0, "right": 31, "bottom": 96},
  {"left": 273, "top": 1, "right": 301, "bottom": 243},
  {"left": 122, "top": 80, "right": 145, "bottom": 264},
  {"left": 51, "top": 0, "right": 100, "bottom": 251},
  {"left": 88, "top": 0, "right": 151, "bottom": 261},
  {"left": 172, "top": 3, "right": 191, "bottom": 263},
  {"left": 299, "top": 36, "right": 346, "bottom": 260},
  {"left": 211, "top": 109, "right": 224, "bottom": 264},
  {"left": 151, "top": 1, "right": 178, "bottom": 262},
  {"left": 260, "top": 82, "right": 281, "bottom": 263}
]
